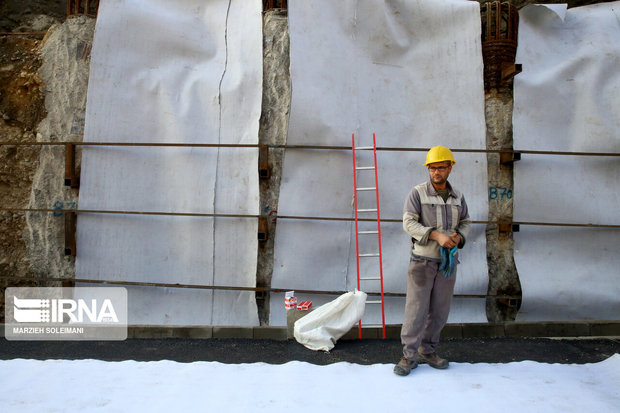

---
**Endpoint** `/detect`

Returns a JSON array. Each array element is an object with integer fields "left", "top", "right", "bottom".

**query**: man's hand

[
  {"left": 450, "top": 232, "right": 462, "bottom": 246},
  {"left": 430, "top": 231, "right": 460, "bottom": 248}
]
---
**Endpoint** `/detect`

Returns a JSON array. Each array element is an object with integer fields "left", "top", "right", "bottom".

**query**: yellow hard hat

[{"left": 424, "top": 145, "right": 455, "bottom": 166}]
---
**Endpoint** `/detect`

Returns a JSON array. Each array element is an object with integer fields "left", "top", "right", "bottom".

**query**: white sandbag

[{"left": 294, "top": 291, "right": 367, "bottom": 351}]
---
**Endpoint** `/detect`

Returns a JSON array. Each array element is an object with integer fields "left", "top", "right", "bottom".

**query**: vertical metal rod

[
  {"left": 505, "top": 3, "right": 511, "bottom": 38},
  {"left": 64, "top": 211, "right": 77, "bottom": 256},
  {"left": 496, "top": 2, "right": 501, "bottom": 40},
  {"left": 486, "top": 5, "right": 492, "bottom": 40},
  {"left": 65, "top": 143, "right": 75, "bottom": 187},
  {"left": 259, "top": 145, "right": 270, "bottom": 179},
  {"left": 372, "top": 133, "right": 386, "bottom": 339},
  {"left": 258, "top": 216, "right": 268, "bottom": 242},
  {"left": 352, "top": 133, "right": 362, "bottom": 339}
]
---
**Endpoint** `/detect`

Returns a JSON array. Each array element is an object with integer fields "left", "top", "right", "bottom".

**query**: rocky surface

[
  {"left": 257, "top": 10, "right": 290, "bottom": 325},
  {"left": 0, "top": 34, "right": 46, "bottom": 317},
  {"left": 25, "top": 16, "right": 94, "bottom": 281}
]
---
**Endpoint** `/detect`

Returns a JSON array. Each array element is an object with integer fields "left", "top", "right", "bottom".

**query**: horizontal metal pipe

[
  {"left": 1, "top": 208, "right": 617, "bottom": 228},
  {"left": 0, "top": 141, "right": 618, "bottom": 157},
  {"left": 276, "top": 215, "right": 619, "bottom": 228},
  {"left": 0, "top": 275, "right": 521, "bottom": 300},
  {"left": 513, "top": 221, "right": 620, "bottom": 228},
  {"left": 0, "top": 141, "right": 259, "bottom": 148},
  {"left": 0, "top": 207, "right": 258, "bottom": 219}
]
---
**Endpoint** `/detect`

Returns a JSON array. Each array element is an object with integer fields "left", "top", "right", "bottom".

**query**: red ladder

[{"left": 352, "top": 133, "right": 386, "bottom": 339}]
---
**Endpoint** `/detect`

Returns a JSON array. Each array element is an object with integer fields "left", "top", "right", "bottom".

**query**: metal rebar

[
  {"left": 263, "top": 0, "right": 287, "bottom": 12},
  {"left": 0, "top": 141, "right": 259, "bottom": 148},
  {"left": 0, "top": 141, "right": 617, "bottom": 157},
  {"left": 0, "top": 275, "right": 522, "bottom": 300},
  {"left": 67, "top": 0, "right": 99, "bottom": 17},
  {"left": 1, "top": 208, "right": 617, "bottom": 228},
  {"left": 512, "top": 221, "right": 619, "bottom": 229},
  {"left": 0, "top": 207, "right": 258, "bottom": 219}
]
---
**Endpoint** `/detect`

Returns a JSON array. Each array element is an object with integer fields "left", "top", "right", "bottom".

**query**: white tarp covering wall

[
  {"left": 271, "top": 0, "right": 488, "bottom": 325},
  {"left": 77, "top": 0, "right": 262, "bottom": 325},
  {"left": 513, "top": 3, "right": 620, "bottom": 320}
]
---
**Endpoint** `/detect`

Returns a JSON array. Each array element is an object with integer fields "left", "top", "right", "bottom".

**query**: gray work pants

[{"left": 400, "top": 259, "right": 456, "bottom": 360}]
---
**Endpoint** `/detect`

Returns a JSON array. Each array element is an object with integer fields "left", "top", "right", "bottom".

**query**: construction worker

[{"left": 394, "top": 145, "right": 471, "bottom": 376}]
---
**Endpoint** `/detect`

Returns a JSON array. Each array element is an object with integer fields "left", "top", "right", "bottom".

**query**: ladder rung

[
  {"left": 356, "top": 187, "right": 376, "bottom": 191},
  {"left": 359, "top": 253, "right": 380, "bottom": 257},
  {"left": 357, "top": 208, "right": 377, "bottom": 212},
  {"left": 358, "top": 230, "right": 378, "bottom": 235},
  {"left": 360, "top": 277, "right": 381, "bottom": 281},
  {"left": 355, "top": 146, "right": 374, "bottom": 150},
  {"left": 355, "top": 166, "right": 375, "bottom": 170},
  {"left": 366, "top": 300, "right": 382, "bottom": 304},
  {"left": 361, "top": 324, "right": 384, "bottom": 328}
]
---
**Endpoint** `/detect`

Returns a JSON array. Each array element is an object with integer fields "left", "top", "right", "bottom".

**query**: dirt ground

[{"left": 0, "top": 337, "right": 618, "bottom": 365}]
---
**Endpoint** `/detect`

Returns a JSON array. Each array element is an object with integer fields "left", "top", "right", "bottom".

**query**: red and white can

[{"left": 284, "top": 291, "right": 297, "bottom": 309}]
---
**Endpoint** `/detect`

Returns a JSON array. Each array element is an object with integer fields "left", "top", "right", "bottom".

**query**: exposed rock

[
  {"left": 24, "top": 16, "right": 95, "bottom": 280},
  {"left": 256, "top": 10, "right": 290, "bottom": 325},
  {"left": 485, "top": 91, "right": 522, "bottom": 322}
]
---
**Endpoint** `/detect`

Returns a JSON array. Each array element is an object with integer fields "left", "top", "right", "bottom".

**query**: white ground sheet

[
  {"left": 513, "top": 3, "right": 620, "bottom": 321},
  {"left": 271, "top": 0, "right": 488, "bottom": 325},
  {"left": 77, "top": 0, "right": 262, "bottom": 325},
  {"left": 2, "top": 356, "right": 619, "bottom": 411}
]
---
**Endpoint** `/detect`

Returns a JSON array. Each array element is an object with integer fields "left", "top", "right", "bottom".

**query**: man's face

[{"left": 427, "top": 161, "right": 452, "bottom": 187}]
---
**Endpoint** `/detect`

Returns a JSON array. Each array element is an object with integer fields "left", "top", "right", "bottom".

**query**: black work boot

[
  {"left": 393, "top": 356, "right": 418, "bottom": 376},
  {"left": 418, "top": 351, "right": 449, "bottom": 369}
]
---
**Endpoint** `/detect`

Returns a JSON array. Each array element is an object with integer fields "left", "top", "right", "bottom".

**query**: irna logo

[{"left": 13, "top": 296, "right": 119, "bottom": 323}]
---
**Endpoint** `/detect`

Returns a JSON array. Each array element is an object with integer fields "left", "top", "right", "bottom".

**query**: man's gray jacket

[{"left": 403, "top": 181, "right": 471, "bottom": 260}]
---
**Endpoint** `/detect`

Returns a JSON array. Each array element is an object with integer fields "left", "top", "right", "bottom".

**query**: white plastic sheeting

[
  {"left": 271, "top": 0, "right": 488, "bottom": 325},
  {"left": 3, "top": 356, "right": 620, "bottom": 412},
  {"left": 513, "top": 3, "right": 620, "bottom": 320},
  {"left": 77, "top": 0, "right": 262, "bottom": 325}
]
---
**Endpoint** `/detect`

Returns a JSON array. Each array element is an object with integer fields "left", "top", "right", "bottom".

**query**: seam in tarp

[{"left": 211, "top": 0, "right": 233, "bottom": 325}]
